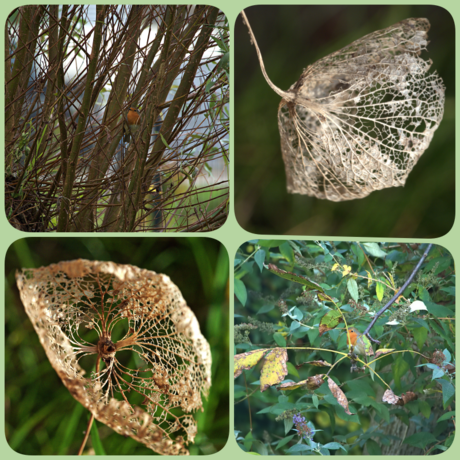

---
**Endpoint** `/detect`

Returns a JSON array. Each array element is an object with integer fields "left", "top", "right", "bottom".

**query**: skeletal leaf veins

[
  {"left": 242, "top": 11, "right": 445, "bottom": 201},
  {"left": 16, "top": 259, "right": 211, "bottom": 455}
]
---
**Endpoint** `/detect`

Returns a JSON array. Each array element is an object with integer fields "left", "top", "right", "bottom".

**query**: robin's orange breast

[
  {"left": 127, "top": 107, "right": 140, "bottom": 125},
  {"left": 346, "top": 329, "right": 358, "bottom": 346}
]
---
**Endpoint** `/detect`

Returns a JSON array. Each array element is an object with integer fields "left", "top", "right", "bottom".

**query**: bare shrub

[
  {"left": 16, "top": 259, "right": 211, "bottom": 454},
  {"left": 6, "top": 6, "right": 229, "bottom": 231}
]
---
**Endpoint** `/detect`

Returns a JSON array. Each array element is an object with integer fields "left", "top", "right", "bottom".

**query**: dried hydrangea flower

[
  {"left": 242, "top": 12, "right": 445, "bottom": 201},
  {"left": 16, "top": 259, "right": 211, "bottom": 455}
]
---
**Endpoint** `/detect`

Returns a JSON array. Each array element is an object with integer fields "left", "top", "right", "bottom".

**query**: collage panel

[
  {"left": 2, "top": 2, "right": 459, "bottom": 460},
  {"left": 235, "top": 5, "right": 454, "bottom": 237},
  {"left": 234, "top": 240, "right": 454, "bottom": 454},
  {"left": 5, "top": 236, "right": 229, "bottom": 454},
  {"left": 5, "top": 6, "right": 229, "bottom": 232}
]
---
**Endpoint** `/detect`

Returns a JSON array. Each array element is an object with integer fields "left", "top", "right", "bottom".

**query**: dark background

[
  {"left": 235, "top": 5, "right": 455, "bottom": 238},
  {"left": 5, "top": 237, "right": 229, "bottom": 454}
]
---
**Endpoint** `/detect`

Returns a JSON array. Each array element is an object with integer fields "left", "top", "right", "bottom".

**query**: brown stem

[
  {"left": 77, "top": 358, "right": 100, "bottom": 455},
  {"left": 364, "top": 243, "right": 433, "bottom": 343}
]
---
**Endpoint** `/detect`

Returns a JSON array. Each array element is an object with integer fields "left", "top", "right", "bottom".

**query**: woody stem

[
  {"left": 364, "top": 243, "right": 433, "bottom": 343},
  {"left": 77, "top": 358, "right": 101, "bottom": 455}
]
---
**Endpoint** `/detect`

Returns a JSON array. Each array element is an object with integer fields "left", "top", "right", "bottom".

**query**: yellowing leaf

[
  {"left": 260, "top": 348, "right": 288, "bottom": 392},
  {"left": 279, "top": 375, "right": 326, "bottom": 391},
  {"left": 374, "top": 348, "right": 396, "bottom": 358},
  {"left": 304, "top": 360, "right": 332, "bottom": 368},
  {"left": 366, "top": 271, "right": 372, "bottom": 288},
  {"left": 317, "top": 292, "right": 335, "bottom": 303},
  {"left": 264, "top": 264, "right": 324, "bottom": 292},
  {"left": 342, "top": 265, "right": 352, "bottom": 277},
  {"left": 278, "top": 379, "right": 310, "bottom": 391},
  {"left": 376, "top": 281, "right": 385, "bottom": 301},
  {"left": 388, "top": 273, "right": 395, "bottom": 289},
  {"left": 319, "top": 310, "right": 343, "bottom": 336},
  {"left": 234, "top": 349, "right": 268, "bottom": 378},
  {"left": 332, "top": 263, "right": 340, "bottom": 271}
]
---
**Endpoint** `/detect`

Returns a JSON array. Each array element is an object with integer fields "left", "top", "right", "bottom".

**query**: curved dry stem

[
  {"left": 77, "top": 358, "right": 101, "bottom": 455},
  {"left": 241, "top": 10, "right": 292, "bottom": 101}
]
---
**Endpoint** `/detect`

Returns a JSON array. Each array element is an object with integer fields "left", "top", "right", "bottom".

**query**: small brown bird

[{"left": 123, "top": 107, "right": 140, "bottom": 142}]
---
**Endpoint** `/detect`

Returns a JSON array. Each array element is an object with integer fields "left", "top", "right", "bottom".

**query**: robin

[
  {"left": 123, "top": 107, "right": 140, "bottom": 142},
  {"left": 346, "top": 327, "right": 374, "bottom": 357}
]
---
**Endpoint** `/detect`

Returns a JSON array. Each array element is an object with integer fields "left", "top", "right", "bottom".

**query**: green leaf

[
  {"left": 418, "top": 400, "right": 431, "bottom": 419},
  {"left": 252, "top": 440, "right": 268, "bottom": 455},
  {"left": 284, "top": 417, "right": 295, "bottom": 436},
  {"left": 403, "top": 432, "right": 438, "bottom": 448},
  {"left": 273, "top": 332, "right": 287, "bottom": 348},
  {"left": 376, "top": 281, "right": 385, "bottom": 301},
  {"left": 351, "top": 243, "right": 365, "bottom": 268},
  {"left": 323, "top": 442, "right": 347, "bottom": 451},
  {"left": 392, "top": 357, "right": 409, "bottom": 390},
  {"left": 277, "top": 434, "right": 295, "bottom": 449},
  {"left": 256, "top": 304, "right": 274, "bottom": 315},
  {"left": 205, "top": 79, "right": 215, "bottom": 93},
  {"left": 234, "top": 279, "right": 247, "bottom": 306},
  {"left": 345, "top": 379, "right": 376, "bottom": 397},
  {"left": 366, "top": 439, "right": 382, "bottom": 455},
  {"left": 412, "top": 327, "right": 428, "bottom": 351},
  {"left": 280, "top": 241, "right": 295, "bottom": 264},
  {"left": 312, "top": 394, "right": 319, "bottom": 408},
  {"left": 159, "top": 132, "right": 171, "bottom": 148},
  {"left": 347, "top": 278, "right": 359, "bottom": 302},
  {"left": 258, "top": 240, "right": 286, "bottom": 248},
  {"left": 440, "top": 286, "right": 455, "bottom": 296},
  {"left": 287, "top": 361, "right": 299, "bottom": 378},
  {"left": 287, "top": 444, "right": 311, "bottom": 453},
  {"left": 435, "top": 379, "right": 455, "bottom": 407},
  {"left": 244, "top": 431, "right": 254, "bottom": 451},
  {"left": 90, "top": 419, "right": 106, "bottom": 455},
  {"left": 254, "top": 250, "right": 266, "bottom": 272},
  {"left": 437, "top": 411, "right": 455, "bottom": 422},
  {"left": 426, "top": 302, "right": 454, "bottom": 318},
  {"left": 362, "top": 243, "right": 387, "bottom": 258}
]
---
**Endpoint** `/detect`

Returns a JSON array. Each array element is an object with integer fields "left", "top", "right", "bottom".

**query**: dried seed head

[
  {"left": 243, "top": 13, "right": 445, "bottom": 201},
  {"left": 16, "top": 259, "right": 212, "bottom": 455}
]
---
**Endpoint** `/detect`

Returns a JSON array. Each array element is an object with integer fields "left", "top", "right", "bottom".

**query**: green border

[{"left": 2, "top": 1, "right": 459, "bottom": 459}]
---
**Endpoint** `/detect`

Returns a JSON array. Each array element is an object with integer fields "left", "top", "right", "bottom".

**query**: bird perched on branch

[
  {"left": 123, "top": 107, "right": 140, "bottom": 142},
  {"left": 346, "top": 327, "right": 374, "bottom": 357}
]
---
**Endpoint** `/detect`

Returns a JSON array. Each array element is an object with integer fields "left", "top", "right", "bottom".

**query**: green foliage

[{"left": 234, "top": 241, "right": 455, "bottom": 455}]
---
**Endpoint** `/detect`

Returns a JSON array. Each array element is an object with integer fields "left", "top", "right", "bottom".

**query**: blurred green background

[
  {"left": 5, "top": 237, "right": 229, "bottom": 455},
  {"left": 235, "top": 5, "right": 455, "bottom": 238}
]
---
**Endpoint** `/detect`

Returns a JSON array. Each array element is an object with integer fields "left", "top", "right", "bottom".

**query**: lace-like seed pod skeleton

[
  {"left": 242, "top": 12, "right": 445, "bottom": 201},
  {"left": 16, "top": 259, "right": 212, "bottom": 455}
]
